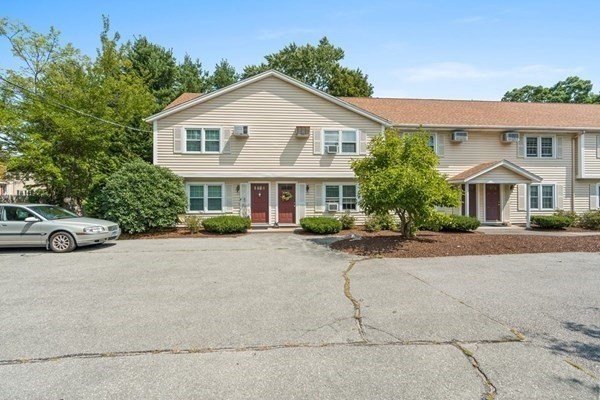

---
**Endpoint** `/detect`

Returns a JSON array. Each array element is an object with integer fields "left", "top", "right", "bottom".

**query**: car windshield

[{"left": 29, "top": 205, "right": 78, "bottom": 220}]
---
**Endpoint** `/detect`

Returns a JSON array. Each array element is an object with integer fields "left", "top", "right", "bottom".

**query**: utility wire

[{"left": 0, "top": 76, "right": 153, "bottom": 133}]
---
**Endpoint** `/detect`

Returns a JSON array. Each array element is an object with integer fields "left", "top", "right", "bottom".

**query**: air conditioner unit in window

[
  {"left": 233, "top": 125, "right": 249, "bottom": 137},
  {"left": 502, "top": 131, "right": 520, "bottom": 143},
  {"left": 326, "top": 145, "right": 339, "bottom": 154},
  {"left": 295, "top": 126, "right": 310, "bottom": 137},
  {"left": 327, "top": 203, "right": 339, "bottom": 212},
  {"left": 451, "top": 130, "right": 468, "bottom": 142}
]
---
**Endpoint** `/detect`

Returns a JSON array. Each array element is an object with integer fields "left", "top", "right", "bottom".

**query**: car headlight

[{"left": 83, "top": 226, "right": 107, "bottom": 234}]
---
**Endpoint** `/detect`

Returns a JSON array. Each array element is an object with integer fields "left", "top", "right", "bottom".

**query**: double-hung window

[
  {"left": 188, "top": 184, "right": 223, "bottom": 212},
  {"left": 526, "top": 136, "right": 554, "bottom": 158},
  {"left": 325, "top": 184, "right": 358, "bottom": 211},
  {"left": 323, "top": 129, "right": 358, "bottom": 154},
  {"left": 529, "top": 184, "right": 555, "bottom": 210},
  {"left": 185, "top": 128, "right": 221, "bottom": 153},
  {"left": 427, "top": 134, "right": 436, "bottom": 152}
]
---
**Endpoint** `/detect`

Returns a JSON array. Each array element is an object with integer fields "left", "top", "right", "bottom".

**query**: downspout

[{"left": 571, "top": 131, "right": 584, "bottom": 212}]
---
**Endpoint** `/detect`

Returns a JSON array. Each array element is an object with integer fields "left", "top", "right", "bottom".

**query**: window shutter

[
  {"left": 590, "top": 184, "right": 598, "bottom": 210},
  {"left": 239, "top": 183, "right": 249, "bottom": 217},
  {"left": 436, "top": 134, "right": 445, "bottom": 157},
  {"left": 221, "top": 127, "right": 231, "bottom": 154},
  {"left": 517, "top": 138, "right": 525, "bottom": 158},
  {"left": 556, "top": 184, "right": 564, "bottom": 210},
  {"left": 314, "top": 184, "right": 324, "bottom": 212},
  {"left": 313, "top": 128, "right": 322, "bottom": 155},
  {"left": 596, "top": 135, "right": 600, "bottom": 159},
  {"left": 359, "top": 130, "right": 368, "bottom": 155},
  {"left": 173, "top": 126, "right": 183, "bottom": 153},
  {"left": 224, "top": 184, "right": 233, "bottom": 213},
  {"left": 556, "top": 136, "right": 563, "bottom": 159},
  {"left": 296, "top": 183, "right": 306, "bottom": 220},
  {"left": 517, "top": 184, "right": 526, "bottom": 211}
]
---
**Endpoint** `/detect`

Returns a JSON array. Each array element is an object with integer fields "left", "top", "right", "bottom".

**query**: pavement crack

[
  {"left": 453, "top": 343, "right": 497, "bottom": 400},
  {"left": 342, "top": 259, "right": 367, "bottom": 342}
]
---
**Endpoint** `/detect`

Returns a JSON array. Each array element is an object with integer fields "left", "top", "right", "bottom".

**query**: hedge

[
  {"left": 531, "top": 215, "right": 572, "bottom": 229},
  {"left": 202, "top": 216, "right": 251, "bottom": 234},
  {"left": 300, "top": 217, "right": 342, "bottom": 234},
  {"left": 420, "top": 212, "right": 480, "bottom": 232},
  {"left": 579, "top": 210, "right": 600, "bottom": 230}
]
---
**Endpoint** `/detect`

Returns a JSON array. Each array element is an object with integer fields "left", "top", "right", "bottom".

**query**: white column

[
  {"left": 464, "top": 183, "right": 470, "bottom": 217},
  {"left": 526, "top": 183, "right": 531, "bottom": 229}
]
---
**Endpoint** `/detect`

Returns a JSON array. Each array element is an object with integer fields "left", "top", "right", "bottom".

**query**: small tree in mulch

[{"left": 352, "top": 128, "right": 460, "bottom": 238}]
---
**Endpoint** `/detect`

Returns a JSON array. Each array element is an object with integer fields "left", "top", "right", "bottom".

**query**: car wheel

[{"left": 49, "top": 232, "right": 76, "bottom": 253}]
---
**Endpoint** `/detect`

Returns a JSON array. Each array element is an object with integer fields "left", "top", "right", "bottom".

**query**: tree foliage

[
  {"left": 176, "top": 53, "right": 209, "bottom": 95},
  {"left": 206, "top": 58, "right": 239, "bottom": 92},
  {"left": 1, "top": 16, "right": 155, "bottom": 207},
  {"left": 243, "top": 37, "right": 373, "bottom": 97},
  {"left": 502, "top": 76, "right": 600, "bottom": 103},
  {"left": 351, "top": 129, "right": 460, "bottom": 238},
  {"left": 89, "top": 160, "right": 187, "bottom": 233}
]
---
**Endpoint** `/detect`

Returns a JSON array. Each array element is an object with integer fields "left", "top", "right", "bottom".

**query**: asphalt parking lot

[{"left": 0, "top": 234, "right": 598, "bottom": 399}]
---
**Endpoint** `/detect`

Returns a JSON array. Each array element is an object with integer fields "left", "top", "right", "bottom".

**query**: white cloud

[{"left": 401, "top": 62, "right": 584, "bottom": 82}]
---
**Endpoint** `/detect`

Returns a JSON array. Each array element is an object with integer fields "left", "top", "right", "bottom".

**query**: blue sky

[{"left": 2, "top": 0, "right": 598, "bottom": 100}]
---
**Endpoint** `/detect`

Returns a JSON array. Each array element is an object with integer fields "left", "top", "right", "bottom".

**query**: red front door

[
  {"left": 485, "top": 184, "right": 501, "bottom": 222},
  {"left": 251, "top": 184, "right": 269, "bottom": 223},
  {"left": 278, "top": 184, "right": 296, "bottom": 224}
]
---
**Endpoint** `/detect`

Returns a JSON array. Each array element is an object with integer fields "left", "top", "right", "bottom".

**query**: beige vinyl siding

[
  {"left": 156, "top": 76, "right": 382, "bottom": 175},
  {"left": 467, "top": 166, "right": 529, "bottom": 183},
  {"left": 583, "top": 133, "right": 600, "bottom": 176}
]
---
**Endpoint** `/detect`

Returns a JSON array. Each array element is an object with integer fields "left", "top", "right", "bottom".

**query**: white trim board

[{"left": 177, "top": 172, "right": 357, "bottom": 179}]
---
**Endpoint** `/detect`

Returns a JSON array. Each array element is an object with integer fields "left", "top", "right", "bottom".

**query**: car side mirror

[{"left": 24, "top": 217, "right": 40, "bottom": 223}]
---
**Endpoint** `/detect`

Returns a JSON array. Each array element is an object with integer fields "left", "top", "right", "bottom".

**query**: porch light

[
  {"left": 236, "top": 185, "right": 240, "bottom": 193},
  {"left": 306, "top": 185, "right": 310, "bottom": 192}
]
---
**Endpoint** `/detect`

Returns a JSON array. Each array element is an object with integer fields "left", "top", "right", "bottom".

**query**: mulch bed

[{"left": 331, "top": 231, "right": 600, "bottom": 258}]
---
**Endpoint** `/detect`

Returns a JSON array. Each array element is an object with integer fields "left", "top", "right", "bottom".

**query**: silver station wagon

[{"left": 0, "top": 204, "right": 120, "bottom": 253}]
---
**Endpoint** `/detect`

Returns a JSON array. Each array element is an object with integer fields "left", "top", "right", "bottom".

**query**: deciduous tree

[{"left": 502, "top": 76, "right": 599, "bottom": 103}]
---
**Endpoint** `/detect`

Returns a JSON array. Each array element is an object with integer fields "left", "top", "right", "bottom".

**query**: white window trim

[
  {"left": 183, "top": 127, "right": 222, "bottom": 154},
  {"left": 428, "top": 132, "right": 438, "bottom": 153},
  {"left": 597, "top": 183, "right": 600, "bottom": 208},
  {"left": 529, "top": 183, "right": 556, "bottom": 210},
  {"left": 323, "top": 183, "right": 359, "bottom": 212},
  {"left": 524, "top": 135, "right": 556, "bottom": 159},
  {"left": 186, "top": 183, "right": 225, "bottom": 213},
  {"left": 322, "top": 128, "right": 359, "bottom": 155}
]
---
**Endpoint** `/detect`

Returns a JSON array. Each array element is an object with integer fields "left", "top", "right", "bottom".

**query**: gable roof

[
  {"left": 144, "top": 70, "right": 392, "bottom": 125},
  {"left": 341, "top": 97, "right": 600, "bottom": 130},
  {"left": 164, "top": 93, "right": 203, "bottom": 110},
  {"left": 448, "top": 160, "right": 542, "bottom": 183}
]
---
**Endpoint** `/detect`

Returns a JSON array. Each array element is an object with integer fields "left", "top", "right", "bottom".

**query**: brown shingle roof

[
  {"left": 341, "top": 97, "right": 600, "bottom": 129},
  {"left": 164, "top": 93, "right": 203, "bottom": 110},
  {"left": 449, "top": 161, "right": 501, "bottom": 182}
]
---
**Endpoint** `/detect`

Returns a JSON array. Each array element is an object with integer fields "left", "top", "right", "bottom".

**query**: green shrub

[
  {"left": 579, "top": 210, "right": 600, "bottom": 230},
  {"left": 531, "top": 215, "right": 572, "bottom": 229},
  {"left": 444, "top": 215, "right": 480, "bottom": 231},
  {"left": 300, "top": 217, "right": 342, "bottom": 234},
  {"left": 202, "top": 216, "right": 251, "bottom": 234},
  {"left": 420, "top": 212, "right": 479, "bottom": 232},
  {"left": 88, "top": 161, "right": 187, "bottom": 233},
  {"left": 338, "top": 212, "right": 356, "bottom": 230},
  {"left": 185, "top": 216, "right": 202, "bottom": 233},
  {"left": 553, "top": 210, "right": 578, "bottom": 226},
  {"left": 374, "top": 213, "right": 397, "bottom": 230},
  {"left": 364, "top": 216, "right": 381, "bottom": 233}
]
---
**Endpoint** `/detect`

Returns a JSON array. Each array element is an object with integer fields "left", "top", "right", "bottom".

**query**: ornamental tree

[{"left": 351, "top": 128, "right": 460, "bottom": 238}]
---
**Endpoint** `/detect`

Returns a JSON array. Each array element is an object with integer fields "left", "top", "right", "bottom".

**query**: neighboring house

[
  {"left": 145, "top": 70, "right": 600, "bottom": 227},
  {"left": 0, "top": 170, "right": 32, "bottom": 197}
]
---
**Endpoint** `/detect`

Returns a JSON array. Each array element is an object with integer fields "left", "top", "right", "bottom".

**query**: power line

[{"left": 0, "top": 76, "right": 153, "bottom": 133}]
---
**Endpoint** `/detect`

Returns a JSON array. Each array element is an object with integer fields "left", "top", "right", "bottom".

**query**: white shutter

[
  {"left": 596, "top": 135, "right": 600, "bottom": 159},
  {"left": 224, "top": 184, "right": 233, "bottom": 213},
  {"left": 517, "top": 184, "right": 526, "bottom": 211},
  {"left": 359, "top": 130, "right": 368, "bottom": 155},
  {"left": 239, "top": 183, "right": 250, "bottom": 217},
  {"left": 221, "top": 127, "right": 231, "bottom": 154},
  {"left": 314, "top": 184, "right": 324, "bottom": 212},
  {"left": 436, "top": 134, "right": 445, "bottom": 157},
  {"left": 556, "top": 136, "right": 563, "bottom": 159},
  {"left": 556, "top": 184, "right": 564, "bottom": 210},
  {"left": 173, "top": 126, "right": 183, "bottom": 153},
  {"left": 313, "top": 128, "right": 322, "bottom": 155},
  {"left": 517, "top": 138, "right": 525, "bottom": 158},
  {"left": 296, "top": 183, "right": 306, "bottom": 220},
  {"left": 590, "top": 184, "right": 598, "bottom": 210}
]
